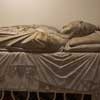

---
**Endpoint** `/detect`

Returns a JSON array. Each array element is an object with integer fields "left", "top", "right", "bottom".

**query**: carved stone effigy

[{"left": 0, "top": 21, "right": 100, "bottom": 100}]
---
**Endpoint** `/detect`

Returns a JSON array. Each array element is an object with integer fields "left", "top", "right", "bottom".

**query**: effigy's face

[{"left": 61, "top": 21, "right": 82, "bottom": 34}]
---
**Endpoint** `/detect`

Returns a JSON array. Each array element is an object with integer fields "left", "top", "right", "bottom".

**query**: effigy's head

[{"left": 61, "top": 20, "right": 98, "bottom": 38}]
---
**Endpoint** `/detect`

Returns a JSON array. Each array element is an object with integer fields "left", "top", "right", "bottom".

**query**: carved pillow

[{"left": 68, "top": 31, "right": 100, "bottom": 47}]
